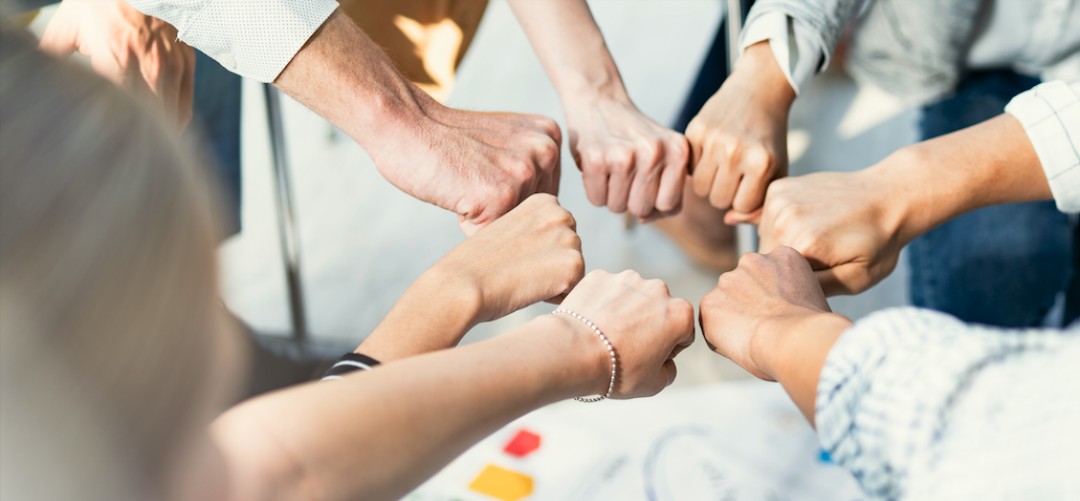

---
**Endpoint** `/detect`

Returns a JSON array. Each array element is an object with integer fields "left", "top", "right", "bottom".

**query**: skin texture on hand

[
  {"left": 39, "top": 0, "right": 195, "bottom": 131},
  {"left": 753, "top": 169, "right": 908, "bottom": 296},
  {"left": 699, "top": 247, "right": 852, "bottom": 423},
  {"left": 274, "top": 10, "right": 562, "bottom": 236},
  {"left": 686, "top": 41, "right": 794, "bottom": 215},
  {"left": 357, "top": 194, "right": 585, "bottom": 362},
  {"left": 508, "top": 0, "right": 689, "bottom": 221},
  {"left": 700, "top": 247, "right": 833, "bottom": 380},
  {"left": 566, "top": 97, "right": 690, "bottom": 221},
  {"left": 213, "top": 271, "right": 694, "bottom": 501},
  {"left": 557, "top": 269, "right": 696, "bottom": 398},
  {"left": 750, "top": 113, "right": 1052, "bottom": 296}
]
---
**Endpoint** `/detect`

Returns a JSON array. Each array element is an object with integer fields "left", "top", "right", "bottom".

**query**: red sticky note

[{"left": 503, "top": 429, "right": 541, "bottom": 458}]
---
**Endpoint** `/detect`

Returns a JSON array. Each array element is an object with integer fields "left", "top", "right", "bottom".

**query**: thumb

[
  {"left": 724, "top": 208, "right": 762, "bottom": 226},
  {"left": 457, "top": 214, "right": 483, "bottom": 237},
  {"left": 813, "top": 264, "right": 870, "bottom": 297}
]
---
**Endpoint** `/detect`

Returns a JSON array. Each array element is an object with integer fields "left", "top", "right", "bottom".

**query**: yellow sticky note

[{"left": 468, "top": 464, "right": 534, "bottom": 501}]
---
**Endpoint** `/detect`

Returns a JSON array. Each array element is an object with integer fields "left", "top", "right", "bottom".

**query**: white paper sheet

[{"left": 406, "top": 380, "right": 866, "bottom": 501}]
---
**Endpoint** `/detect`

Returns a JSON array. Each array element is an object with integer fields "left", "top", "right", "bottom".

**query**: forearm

[
  {"left": 273, "top": 9, "right": 431, "bottom": 164},
  {"left": 880, "top": 114, "right": 1052, "bottom": 244},
  {"left": 730, "top": 41, "right": 797, "bottom": 113},
  {"left": 744, "top": 0, "right": 862, "bottom": 66},
  {"left": 356, "top": 266, "right": 483, "bottom": 362},
  {"left": 214, "top": 315, "right": 601, "bottom": 501},
  {"left": 508, "top": 0, "right": 629, "bottom": 106},
  {"left": 752, "top": 312, "right": 852, "bottom": 425}
]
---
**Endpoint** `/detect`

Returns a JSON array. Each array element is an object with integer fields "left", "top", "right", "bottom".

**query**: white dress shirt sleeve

[
  {"left": 739, "top": 11, "right": 826, "bottom": 96},
  {"left": 126, "top": 0, "right": 340, "bottom": 83},
  {"left": 1005, "top": 81, "right": 1080, "bottom": 213}
]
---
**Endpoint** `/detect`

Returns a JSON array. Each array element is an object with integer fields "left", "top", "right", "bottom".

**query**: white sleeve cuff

[
  {"left": 740, "top": 11, "right": 823, "bottom": 96},
  {"left": 131, "top": 0, "right": 340, "bottom": 83},
  {"left": 1005, "top": 81, "right": 1080, "bottom": 213}
]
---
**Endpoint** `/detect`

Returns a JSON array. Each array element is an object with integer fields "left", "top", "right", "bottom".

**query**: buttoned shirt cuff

[
  {"left": 740, "top": 11, "right": 824, "bottom": 96},
  {"left": 129, "top": 0, "right": 340, "bottom": 83},
  {"left": 1005, "top": 81, "right": 1080, "bottom": 213}
]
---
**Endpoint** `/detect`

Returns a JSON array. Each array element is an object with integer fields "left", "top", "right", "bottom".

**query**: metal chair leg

[{"left": 263, "top": 83, "right": 309, "bottom": 354}]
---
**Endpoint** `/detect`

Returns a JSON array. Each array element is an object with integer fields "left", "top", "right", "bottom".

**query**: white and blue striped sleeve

[
  {"left": 125, "top": 0, "right": 339, "bottom": 83},
  {"left": 815, "top": 307, "right": 1080, "bottom": 500},
  {"left": 1005, "top": 80, "right": 1080, "bottom": 213}
]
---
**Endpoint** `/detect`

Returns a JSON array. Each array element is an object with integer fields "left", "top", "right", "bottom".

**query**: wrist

[
  {"left": 553, "top": 62, "right": 632, "bottom": 114},
  {"left": 416, "top": 264, "right": 486, "bottom": 329},
  {"left": 527, "top": 314, "right": 611, "bottom": 398},
  {"left": 751, "top": 311, "right": 851, "bottom": 381},
  {"left": 732, "top": 41, "right": 796, "bottom": 110},
  {"left": 357, "top": 265, "right": 483, "bottom": 362},
  {"left": 869, "top": 145, "right": 964, "bottom": 246}
]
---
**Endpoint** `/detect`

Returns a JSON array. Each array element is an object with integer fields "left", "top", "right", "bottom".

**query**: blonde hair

[{"left": 0, "top": 27, "right": 228, "bottom": 499}]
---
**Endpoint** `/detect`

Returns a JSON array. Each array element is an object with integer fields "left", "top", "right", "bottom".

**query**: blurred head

[{"left": 0, "top": 27, "right": 242, "bottom": 500}]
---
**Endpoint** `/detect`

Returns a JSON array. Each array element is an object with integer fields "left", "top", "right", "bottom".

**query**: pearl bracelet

[{"left": 552, "top": 308, "right": 616, "bottom": 402}]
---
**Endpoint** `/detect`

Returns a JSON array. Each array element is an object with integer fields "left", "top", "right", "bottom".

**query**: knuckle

[
  {"left": 672, "top": 298, "right": 694, "bottom": 323},
  {"left": 708, "top": 190, "right": 731, "bottom": 210},
  {"left": 744, "top": 146, "right": 773, "bottom": 174},
  {"left": 537, "top": 140, "right": 560, "bottom": 168},
  {"left": 791, "top": 231, "right": 823, "bottom": 255},
  {"left": 636, "top": 140, "right": 663, "bottom": 165},
  {"left": 607, "top": 147, "right": 634, "bottom": 169},
  {"left": 586, "top": 269, "right": 610, "bottom": 281},
  {"left": 738, "top": 252, "right": 766, "bottom": 268},
  {"left": 568, "top": 251, "right": 585, "bottom": 275},
  {"left": 516, "top": 161, "right": 539, "bottom": 186},
  {"left": 559, "top": 229, "right": 582, "bottom": 250},
  {"left": 685, "top": 118, "right": 707, "bottom": 140},
  {"left": 716, "top": 271, "right": 737, "bottom": 289},
  {"left": 668, "top": 135, "right": 690, "bottom": 161},
  {"left": 646, "top": 278, "right": 670, "bottom": 296},
  {"left": 773, "top": 245, "right": 803, "bottom": 263},
  {"left": 534, "top": 115, "right": 560, "bottom": 137},
  {"left": 557, "top": 208, "right": 576, "bottom": 228},
  {"left": 583, "top": 149, "right": 607, "bottom": 170},
  {"left": 492, "top": 185, "right": 518, "bottom": 211}
]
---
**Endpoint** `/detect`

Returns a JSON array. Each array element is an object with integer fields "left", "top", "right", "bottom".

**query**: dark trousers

[
  {"left": 189, "top": 49, "right": 243, "bottom": 237},
  {"left": 910, "top": 70, "right": 1079, "bottom": 327}
]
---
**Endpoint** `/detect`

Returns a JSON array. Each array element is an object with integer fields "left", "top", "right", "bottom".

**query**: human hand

[
  {"left": 39, "top": 0, "right": 195, "bottom": 131},
  {"left": 685, "top": 41, "right": 794, "bottom": 215},
  {"left": 433, "top": 193, "right": 585, "bottom": 323},
  {"left": 699, "top": 247, "right": 831, "bottom": 380},
  {"left": 556, "top": 270, "right": 695, "bottom": 399},
  {"left": 564, "top": 97, "right": 689, "bottom": 222},
  {"left": 744, "top": 165, "right": 910, "bottom": 296},
  {"left": 372, "top": 89, "right": 563, "bottom": 237}
]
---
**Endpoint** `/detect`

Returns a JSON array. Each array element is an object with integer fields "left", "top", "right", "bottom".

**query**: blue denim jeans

[
  {"left": 910, "top": 70, "right": 1077, "bottom": 327},
  {"left": 189, "top": 49, "right": 243, "bottom": 237}
]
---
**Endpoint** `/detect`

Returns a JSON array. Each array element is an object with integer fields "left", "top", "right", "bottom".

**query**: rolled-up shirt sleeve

[
  {"left": 815, "top": 307, "right": 1080, "bottom": 500},
  {"left": 739, "top": 0, "right": 862, "bottom": 96},
  {"left": 1005, "top": 80, "right": 1080, "bottom": 213},
  {"left": 126, "top": 0, "right": 340, "bottom": 83},
  {"left": 740, "top": 11, "right": 823, "bottom": 95}
]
